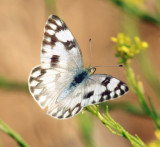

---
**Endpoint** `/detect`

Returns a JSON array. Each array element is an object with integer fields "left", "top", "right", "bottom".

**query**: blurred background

[{"left": 0, "top": 0, "right": 160, "bottom": 146}]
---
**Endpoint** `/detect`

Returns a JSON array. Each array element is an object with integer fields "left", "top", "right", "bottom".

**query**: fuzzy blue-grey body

[
  {"left": 69, "top": 70, "right": 88, "bottom": 88},
  {"left": 57, "top": 66, "right": 96, "bottom": 102}
]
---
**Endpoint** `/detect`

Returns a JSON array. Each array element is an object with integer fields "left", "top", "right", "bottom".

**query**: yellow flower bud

[
  {"left": 111, "top": 37, "right": 117, "bottom": 42},
  {"left": 155, "top": 130, "right": 160, "bottom": 140},
  {"left": 142, "top": 42, "right": 148, "bottom": 49},
  {"left": 135, "top": 36, "right": 141, "bottom": 43},
  {"left": 148, "top": 142, "right": 158, "bottom": 147},
  {"left": 121, "top": 46, "right": 129, "bottom": 53}
]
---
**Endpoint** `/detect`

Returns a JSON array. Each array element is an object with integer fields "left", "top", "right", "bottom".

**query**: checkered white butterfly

[{"left": 28, "top": 15, "right": 129, "bottom": 119}]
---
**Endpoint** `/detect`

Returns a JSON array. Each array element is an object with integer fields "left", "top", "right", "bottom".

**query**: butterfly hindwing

[
  {"left": 47, "top": 82, "right": 85, "bottom": 119},
  {"left": 81, "top": 74, "right": 128, "bottom": 107}
]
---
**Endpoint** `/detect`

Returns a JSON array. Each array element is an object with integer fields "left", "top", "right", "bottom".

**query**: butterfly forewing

[{"left": 41, "top": 15, "right": 83, "bottom": 70}]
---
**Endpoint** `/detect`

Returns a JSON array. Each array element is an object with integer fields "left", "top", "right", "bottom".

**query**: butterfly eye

[
  {"left": 89, "top": 67, "right": 96, "bottom": 75},
  {"left": 92, "top": 67, "right": 96, "bottom": 74}
]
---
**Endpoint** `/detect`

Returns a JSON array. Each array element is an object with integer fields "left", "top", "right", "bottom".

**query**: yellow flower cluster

[
  {"left": 155, "top": 130, "right": 160, "bottom": 140},
  {"left": 122, "top": 0, "right": 145, "bottom": 7},
  {"left": 147, "top": 130, "right": 160, "bottom": 147},
  {"left": 111, "top": 33, "right": 148, "bottom": 61}
]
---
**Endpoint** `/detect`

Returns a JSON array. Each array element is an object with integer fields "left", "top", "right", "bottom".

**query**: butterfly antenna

[
  {"left": 89, "top": 39, "right": 123, "bottom": 68},
  {"left": 89, "top": 38, "right": 92, "bottom": 66},
  {"left": 94, "top": 65, "right": 123, "bottom": 68}
]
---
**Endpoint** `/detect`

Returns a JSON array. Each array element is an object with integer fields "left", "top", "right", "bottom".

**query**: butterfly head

[{"left": 85, "top": 66, "right": 96, "bottom": 75}]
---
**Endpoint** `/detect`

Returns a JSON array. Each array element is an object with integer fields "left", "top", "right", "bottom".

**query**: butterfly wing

[
  {"left": 28, "top": 15, "right": 83, "bottom": 109},
  {"left": 28, "top": 65, "right": 75, "bottom": 109},
  {"left": 81, "top": 74, "right": 129, "bottom": 107},
  {"left": 41, "top": 15, "right": 83, "bottom": 70}
]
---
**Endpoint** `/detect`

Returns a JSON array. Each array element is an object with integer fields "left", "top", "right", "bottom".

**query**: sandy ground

[{"left": 0, "top": 0, "right": 159, "bottom": 146}]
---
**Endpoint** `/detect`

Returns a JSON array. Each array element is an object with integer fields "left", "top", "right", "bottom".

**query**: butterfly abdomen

[{"left": 56, "top": 70, "right": 88, "bottom": 102}]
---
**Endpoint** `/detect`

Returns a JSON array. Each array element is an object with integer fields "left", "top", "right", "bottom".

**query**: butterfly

[{"left": 28, "top": 15, "right": 129, "bottom": 120}]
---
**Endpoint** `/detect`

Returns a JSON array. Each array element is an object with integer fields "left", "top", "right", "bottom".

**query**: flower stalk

[
  {"left": 0, "top": 120, "right": 29, "bottom": 147},
  {"left": 86, "top": 105, "right": 146, "bottom": 147},
  {"left": 112, "top": 33, "right": 160, "bottom": 129}
]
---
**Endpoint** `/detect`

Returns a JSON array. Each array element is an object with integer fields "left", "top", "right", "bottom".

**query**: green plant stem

[
  {"left": 137, "top": 53, "right": 160, "bottom": 99},
  {"left": 124, "top": 63, "right": 160, "bottom": 129},
  {"left": 107, "top": 0, "right": 160, "bottom": 25},
  {"left": 0, "top": 76, "right": 28, "bottom": 92},
  {"left": 45, "top": 0, "right": 57, "bottom": 14},
  {"left": 85, "top": 105, "right": 146, "bottom": 147},
  {"left": 125, "top": 63, "right": 150, "bottom": 113},
  {"left": 101, "top": 102, "right": 146, "bottom": 116},
  {"left": 78, "top": 114, "right": 95, "bottom": 147},
  {"left": 0, "top": 120, "right": 29, "bottom": 147},
  {"left": 122, "top": 13, "right": 160, "bottom": 99}
]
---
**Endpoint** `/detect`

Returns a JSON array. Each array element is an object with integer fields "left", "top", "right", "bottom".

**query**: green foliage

[
  {"left": 137, "top": 53, "right": 160, "bottom": 99},
  {"left": 0, "top": 120, "right": 29, "bottom": 147},
  {"left": 108, "top": 0, "right": 160, "bottom": 25},
  {"left": 101, "top": 102, "right": 145, "bottom": 116},
  {"left": 0, "top": 76, "right": 28, "bottom": 92},
  {"left": 45, "top": 0, "right": 57, "bottom": 14},
  {"left": 78, "top": 114, "right": 95, "bottom": 147},
  {"left": 147, "top": 130, "right": 160, "bottom": 147},
  {"left": 85, "top": 105, "right": 146, "bottom": 147},
  {"left": 111, "top": 33, "right": 160, "bottom": 129}
]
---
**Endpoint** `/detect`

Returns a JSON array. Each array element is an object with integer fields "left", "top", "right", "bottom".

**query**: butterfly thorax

[
  {"left": 70, "top": 66, "right": 96, "bottom": 88},
  {"left": 85, "top": 66, "right": 96, "bottom": 75},
  {"left": 72, "top": 66, "right": 96, "bottom": 84}
]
